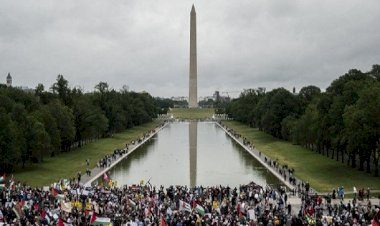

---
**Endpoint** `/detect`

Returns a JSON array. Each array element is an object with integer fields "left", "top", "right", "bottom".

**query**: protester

[{"left": 0, "top": 177, "right": 378, "bottom": 226}]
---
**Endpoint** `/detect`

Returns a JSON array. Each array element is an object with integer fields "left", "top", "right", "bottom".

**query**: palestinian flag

[
  {"left": 57, "top": 217, "right": 73, "bottom": 226},
  {"left": 90, "top": 213, "right": 112, "bottom": 226},
  {"left": 194, "top": 204, "right": 205, "bottom": 216}
]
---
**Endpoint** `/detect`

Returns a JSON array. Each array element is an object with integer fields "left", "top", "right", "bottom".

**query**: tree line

[
  {"left": 226, "top": 65, "right": 380, "bottom": 176},
  {"left": 0, "top": 75, "right": 157, "bottom": 174}
]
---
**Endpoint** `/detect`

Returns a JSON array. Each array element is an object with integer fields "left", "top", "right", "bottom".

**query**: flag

[
  {"left": 60, "top": 200, "right": 72, "bottom": 213},
  {"left": 0, "top": 184, "right": 5, "bottom": 191},
  {"left": 92, "top": 216, "right": 112, "bottom": 225},
  {"left": 56, "top": 194, "right": 65, "bottom": 200},
  {"left": 58, "top": 217, "right": 73, "bottom": 226},
  {"left": 90, "top": 212, "right": 113, "bottom": 226},
  {"left": 90, "top": 212, "right": 97, "bottom": 224},
  {"left": 194, "top": 204, "right": 205, "bottom": 216},
  {"left": 0, "top": 175, "right": 5, "bottom": 183},
  {"left": 179, "top": 200, "right": 192, "bottom": 212}
]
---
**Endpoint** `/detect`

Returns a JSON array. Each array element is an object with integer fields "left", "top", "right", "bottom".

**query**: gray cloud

[{"left": 1, "top": 0, "right": 379, "bottom": 98}]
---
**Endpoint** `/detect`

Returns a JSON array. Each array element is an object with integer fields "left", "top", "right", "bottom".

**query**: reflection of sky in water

[{"left": 107, "top": 122, "right": 283, "bottom": 188}]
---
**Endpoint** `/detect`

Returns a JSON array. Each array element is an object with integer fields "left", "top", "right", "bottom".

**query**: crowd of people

[{"left": 0, "top": 177, "right": 379, "bottom": 226}]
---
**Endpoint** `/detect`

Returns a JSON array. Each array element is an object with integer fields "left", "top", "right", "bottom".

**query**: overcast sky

[{"left": 1, "top": 0, "right": 379, "bottom": 98}]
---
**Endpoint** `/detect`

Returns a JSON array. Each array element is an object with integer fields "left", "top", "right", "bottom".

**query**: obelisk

[{"left": 189, "top": 4, "right": 198, "bottom": 108}]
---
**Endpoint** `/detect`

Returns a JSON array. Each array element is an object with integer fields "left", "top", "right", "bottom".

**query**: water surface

[{"left": 108, "top": 121, "right": 283, "bottom": 188}]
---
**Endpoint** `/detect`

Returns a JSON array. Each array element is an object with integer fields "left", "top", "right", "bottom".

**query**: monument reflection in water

[
  {"left": 189, "top": 121, "right": 197, "bottom": 187},
  {"left": 107, "top": 121, "right": 283, "bottom": 188}
]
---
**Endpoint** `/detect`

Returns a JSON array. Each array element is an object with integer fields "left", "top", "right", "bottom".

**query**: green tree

[
  {"left": 28, "top": 117, "right": 51, "bottom": 162},
  {"left": 34, "top": 106, "right": 61, "bottom": 154},
  {"left": 370, "top": 64, "right": 380, "bottom": 81},
  {"left": 344, "top": 83, "right": 380, "bottom": 176},
  {"left": 48, "top": 100, "right": 75, "bottom": 151},
  {"left": 51, "top": 74, "right": 72, "bottom": 106},
  {"left": 0, "top": 108, "right": 20, "bottom": 173},
  {"left": 10, "top": 104, "right": 29, "bottom": 167},
  {"left": 259, "top": 88, "right": 301, "bottom": 138}
]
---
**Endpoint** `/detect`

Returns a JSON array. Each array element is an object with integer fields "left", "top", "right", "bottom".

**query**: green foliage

[
  {"left": 155, "top": 97, "right": 174, "bottom": 114},
  {"left": 225, "top": 64, "right": 380, "bottom": 176},
  {"left": 14, "top": 121, "right": 161, "bottom": 187},
  {"left": 0, "top": 76, "right": 158, "bottom": 174},
  {"left": 0, "top": 108, "right": 20, "bottom": 173}
]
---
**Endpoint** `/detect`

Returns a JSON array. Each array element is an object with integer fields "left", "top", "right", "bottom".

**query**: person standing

[{"left": 77, "top": 171, "right": 81, "bottom": 183}]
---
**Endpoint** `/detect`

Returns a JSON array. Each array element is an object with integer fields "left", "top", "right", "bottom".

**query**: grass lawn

[
  {"left": 222, "top": 121, "right": 380, "bottom": 193},
  {"left": 169, "top": 108, "right": 214, "bottom": 119},
  {"left": 14, "top": 121, "right": 162, "bottom": 187}
]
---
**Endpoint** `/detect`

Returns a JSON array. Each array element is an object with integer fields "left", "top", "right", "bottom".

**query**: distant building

[
  {"left": 213, "top": 91, "right": 231, "bottom": 102},
  {"left": 6, "top": 73, "right": 12, "bottom": 87},
  {"left": 171, "top": 96, "right": 187, "bottom": 102},
  {"left": 2, "top": 73, "right": 34, "bottom": 93},
  {"left": 213, "top": 91, "right": 220, "bottom": 101}
]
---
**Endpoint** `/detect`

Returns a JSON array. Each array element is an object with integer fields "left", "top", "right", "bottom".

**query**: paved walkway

[
  {"left": 81, "top": 122, "right": 168, "bottom": 187},
  {"left": 216, "top": 122, "right": 296, "bottom": 190}
]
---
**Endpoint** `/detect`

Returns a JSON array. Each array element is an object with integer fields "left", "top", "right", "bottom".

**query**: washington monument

[{"left": 189, "top": 4, "right": 198, "bottom": 108}]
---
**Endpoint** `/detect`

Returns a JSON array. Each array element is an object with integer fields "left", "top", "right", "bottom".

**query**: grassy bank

[
  {"left": 222, "top": 121, "right": 380, "bottom": 192},
  {"left": 170, "top": 108, "right": 214, "bottom": 119},
  {"left": 14, "top": 121, "right": 162, "bottom": 187}
]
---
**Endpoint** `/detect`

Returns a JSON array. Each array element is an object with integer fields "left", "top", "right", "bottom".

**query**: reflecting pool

[{"left": 107, "top": 121, "right": 284, "bottom": 188}]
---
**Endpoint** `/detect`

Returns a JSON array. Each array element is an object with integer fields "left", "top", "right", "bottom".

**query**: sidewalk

[
  {"left": 216, "top": 122, "right": 296, "bottom": 190},
  {"left": 80, "top": 122, "right": 168, "bottom": 187}
]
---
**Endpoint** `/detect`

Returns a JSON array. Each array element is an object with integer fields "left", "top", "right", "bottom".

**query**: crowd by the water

[
  {"left": 0, "top": 176, "right": 379, "bottom": 226},
  {"left": 1, "top": 121, "right": 379, "bottom": 226}
]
